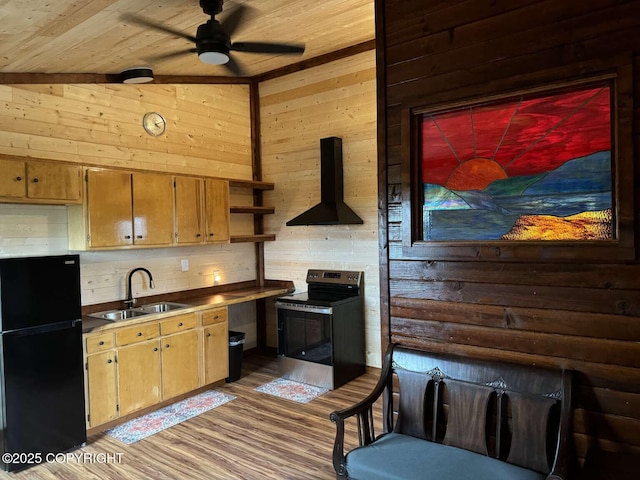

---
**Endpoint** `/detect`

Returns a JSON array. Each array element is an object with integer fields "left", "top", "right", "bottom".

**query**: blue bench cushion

[{"left": 345, "top": 433, "right": 547, "bottom": 480}]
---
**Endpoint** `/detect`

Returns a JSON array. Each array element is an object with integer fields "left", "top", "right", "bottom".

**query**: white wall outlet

[{"left": 181, "top": 259, "right": 189, "bottom": 272}]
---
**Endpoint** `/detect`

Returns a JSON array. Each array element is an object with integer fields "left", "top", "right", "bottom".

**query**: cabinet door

[
  {"left": 133, "top": 172, "right": 174, "bottom": 245},
  {"left": 117, "top": 339, "right": 161, "bottom": 416},
  {"left": 204, "top": 179, "right": 230, "bottom": 242},
  {"left": 0, "top": 159, "right": 26, "bottom": 198},
  {"left": 87, "top": 169, "right": 133, "bottom": 247},
  {"left": 203, "top": 322, "right": 228, "bottom": 385},
  {"left": 174, "top": 176, "right": 204, "bottom": 244},
  {"left": 86, "top": 351, "right": 118, "bottom": 427},
  {"left": 161, "top": 330, "right": 199, "bottom": 399},
  {"left": 27, "top": 162, "right": 82, "bottom": 202}
]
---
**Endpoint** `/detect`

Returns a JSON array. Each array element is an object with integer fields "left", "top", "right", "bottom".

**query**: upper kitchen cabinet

[
  {"left": 132, "top": 172, "right": 174, "bottom": 246},
  {"left": 174, "top": 176, "right": 231, "bottom": 244},
  {"left": 68, "top": 169, "right": 173, "bottom": 250},
  {"left": 174, "top": 176, "right": 204, "bottom": 245},
  {"left": 0, "top": 157, "right": 82, "bottom": 204},
  {"left": 204, "top": 179, "right": 230, "bottom": 243}
]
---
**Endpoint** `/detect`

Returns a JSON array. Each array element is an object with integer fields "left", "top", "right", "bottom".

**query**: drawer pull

[
  {"left": 209, "top": 233, "right": 214, "bottom": 237},
  {"left": 214, "top": 315, "right": 219, "bottom": 319},
  {"left": 15, "top": 176, "right": 22, "bottom": 181},
  {"left": 178, "top": 322, "right": 183, "bottom": 327},
  {"left": 32, "top": 178, "right": 39, "bottom": 183},
  {"left": 154, "top": 347, "right": 159, "bottom": 352},
  {"left": 207, "top": 333, "right": 211, "bottom": 337},
  {"left": 98, "top": 340, "right": 105, "bottom": 346},
  {"left": 137, "top": 332, "right": 142, "bottom": 337},
  {"left": 196, "top": 233, "right": 202, "bottom": 238},
  {"left": 107, "top": 359, "right": 113, "bottom": 364},
  {"left": 165, "top": 344, "right": 170, "bottom": 348}
]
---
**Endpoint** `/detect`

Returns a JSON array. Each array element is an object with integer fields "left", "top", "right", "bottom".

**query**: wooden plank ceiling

[{"left": 0, "top": 0, "right": 375, "bottom": 78}]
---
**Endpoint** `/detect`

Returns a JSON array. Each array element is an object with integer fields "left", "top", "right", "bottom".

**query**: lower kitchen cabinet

[
  {"left": 201, "top": 307, "right": 229, "bottom": 385},
  {"left": 85, "top": 350, "right": 118, "bottom": 428},
  {"left": 83, "top": 307, "right": 229, "bottom": 429},
  {"left": 84, "top": 331, "right": 118, "bottom": 428},
  {"left": 117, "top": 339, "right": 162, "bottom": 416},
  {"left": 161, "top": 329, "right": 199, "bottom": 399}
]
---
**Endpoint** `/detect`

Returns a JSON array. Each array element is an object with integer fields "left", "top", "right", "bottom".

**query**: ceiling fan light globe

[{"left": 199, "top": 51, "right": 230, "bottom": 65}]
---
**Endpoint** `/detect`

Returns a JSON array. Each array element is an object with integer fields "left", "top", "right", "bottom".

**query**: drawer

[
  {"left": 116, "top": 322, "right": 159, "bottom": 346},
  {"left": 85, "top": 332, "right": 114, "bottom": 354},
  {"left": 201, "top": 307, "right": 228, "bottom": 326},
  {"left": 160, "top": 313, "right": 197, "bottom": 336}
]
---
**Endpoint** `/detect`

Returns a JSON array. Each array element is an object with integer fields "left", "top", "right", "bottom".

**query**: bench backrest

[{"left": 384, "top": 346, "right": 572, "bottom": 475}]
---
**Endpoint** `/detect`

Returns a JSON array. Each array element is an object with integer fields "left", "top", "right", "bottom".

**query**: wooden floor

[{"left": 1, "top": 353, "right": 380, "bottom": 480}]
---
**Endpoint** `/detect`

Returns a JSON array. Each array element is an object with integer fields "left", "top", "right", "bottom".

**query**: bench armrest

[{"left": 329, "top": 343, "right": 395, "bottom": 477}]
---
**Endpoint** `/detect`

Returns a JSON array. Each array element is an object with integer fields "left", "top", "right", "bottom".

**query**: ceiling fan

[{"left": 123, "top": 0, "right": 305, "bottom": 75}]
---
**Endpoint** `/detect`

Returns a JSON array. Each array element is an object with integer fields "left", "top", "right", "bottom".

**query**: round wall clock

[{"left": 142, "top": 112, "right": 166, "bottom": 136}]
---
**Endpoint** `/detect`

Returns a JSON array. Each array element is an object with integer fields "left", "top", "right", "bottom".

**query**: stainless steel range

[{"left": 275, "top": 269, "right": 365, "bottom": 390}]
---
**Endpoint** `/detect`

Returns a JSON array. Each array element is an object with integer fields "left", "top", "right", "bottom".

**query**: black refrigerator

[{"left": 0, "top": 255, "right": 86, "bottom": 471}]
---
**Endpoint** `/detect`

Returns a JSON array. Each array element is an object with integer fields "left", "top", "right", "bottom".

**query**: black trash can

[{"left": 226, "top": 330, "right": 245, "bottom": 383}]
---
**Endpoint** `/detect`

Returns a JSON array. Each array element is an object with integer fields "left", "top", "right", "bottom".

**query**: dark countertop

[{"left": 81, "top": 285, "right": 291, "bottom": 334}]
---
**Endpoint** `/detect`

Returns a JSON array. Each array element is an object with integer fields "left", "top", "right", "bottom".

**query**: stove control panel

[{"left": 306, "top": 269, "right": 362, "bottom": 286}]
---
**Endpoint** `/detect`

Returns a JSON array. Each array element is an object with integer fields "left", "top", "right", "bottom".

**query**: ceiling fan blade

[
  {"left": 145, "top": 49, "right": 198, "bottom": 63},
  {"left": 223, "top": 56, "right": 246, "bottom": 76},
  {"left": 230, "top": 42, "right": 305, "bottom": 55},
  {"left": 121, "top": 13, "right": 197, "bottom": 43},
  {"left": 219, "top": 4, "right": 252, "bottom": 37}
]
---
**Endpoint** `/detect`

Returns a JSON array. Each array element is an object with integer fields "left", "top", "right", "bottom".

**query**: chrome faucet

[{"left": 125, "top": 267, "right": 155, "bottom": 307}]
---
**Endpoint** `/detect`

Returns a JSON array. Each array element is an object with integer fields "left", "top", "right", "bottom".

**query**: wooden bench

[{"left": 330, "top": 344, "right": 573, "bottom": 480}]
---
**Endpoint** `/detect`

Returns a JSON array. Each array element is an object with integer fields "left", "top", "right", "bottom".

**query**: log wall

[{"left": 376, "top": 0, "right": 640, "bottom": 467}]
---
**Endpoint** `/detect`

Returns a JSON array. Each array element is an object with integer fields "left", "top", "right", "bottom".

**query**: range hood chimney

[{"left": 286, "top": 137, "right": 363, "bottom": 226}]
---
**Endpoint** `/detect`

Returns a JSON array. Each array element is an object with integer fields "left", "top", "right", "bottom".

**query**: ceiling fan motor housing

[
  {"left": 196, "top": 20, "right": 231, "bottom": 55},
  {"left": 196, "top": 21, "right": 230, "bottom": 63}
]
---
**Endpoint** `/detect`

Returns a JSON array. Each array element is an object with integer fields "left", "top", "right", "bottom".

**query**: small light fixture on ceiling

[{"left": 120, "top": 67, "right": 154, "bottom": 84}]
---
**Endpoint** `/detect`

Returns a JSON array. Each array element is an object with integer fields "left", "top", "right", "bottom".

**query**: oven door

[{"left": 276, "top": 302, "right": 332, "bottom": 366}]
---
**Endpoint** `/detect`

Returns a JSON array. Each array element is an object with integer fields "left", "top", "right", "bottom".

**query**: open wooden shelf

[
  {"left": 230, "top": 205, "right": 275, "bottom": 215},
  {"left": 230, "top": 234, "right": 276, "bottom": 243},
  {"left": 228, "top": 179, "right": 274, "bottom": 191}
]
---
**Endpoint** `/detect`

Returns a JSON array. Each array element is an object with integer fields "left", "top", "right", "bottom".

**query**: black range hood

[{"left": 286, "top": 137, "right": 363, "bottom": 226}]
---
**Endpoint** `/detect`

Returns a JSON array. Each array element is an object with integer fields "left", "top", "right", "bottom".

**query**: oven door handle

[{"left": 276, "top": 302, "right": 333, "bottom": 315}]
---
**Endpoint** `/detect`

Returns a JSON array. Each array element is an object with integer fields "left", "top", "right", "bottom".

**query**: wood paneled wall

[
  {"left": 259, "top": 50, "right": 382, "bottom": 367},
  {"left": 0, "top": 83, "right": 252, "bottom": 179},
  {"left": 376, "top": 0, "right": 640, "bottom": 468}
]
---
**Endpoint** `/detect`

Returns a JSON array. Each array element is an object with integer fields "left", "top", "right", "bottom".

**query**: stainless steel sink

[
  {"left": 135, "top": 302, "right": 190, "bottom": 314},
  {"left": 90, "top": 308, "right": 150, "bottom": 321}
]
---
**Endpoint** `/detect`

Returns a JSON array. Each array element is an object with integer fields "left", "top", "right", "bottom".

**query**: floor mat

[
  {"left": 255, "top": 378, "right": 329, "bottom": 403},
  {"left": 105, "top": 390, "right": 235, "bottom": 444}
]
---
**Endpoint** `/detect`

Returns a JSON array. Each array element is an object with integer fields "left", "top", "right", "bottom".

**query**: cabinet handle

[
  {"left": 214, "top": 315, "right": 219, "bottom": 319},
  {"left": 165, "top": 344, "right": 170, "bottom": 348},
  {"left": 137, "top": 332, "right": 142, "bottom": 337},
  {"left": 32, "top": 178, "right": 39, "bottom": 183},
  {"left": 196, "top": 233, "right": 202, "bottom": 238},
  {"left": 153, "top": 347, "right": 158, "bottom": 352},
  {"left": 209, "top": 233, "right": 214, "bottom": 237},
  {"left": 136, "top": 235, "right": 143, "bottom": 239},
  {"left": 99, "top": 340, "right": 105, "bottom": 346},
  {"left": 107, "top": 359, "right": 113, "bottom": 364},
  {"left": 207, "top": 333, "right": 211, "bottom": 337},
  {"left": 125, "top": 235, "right": 132, "bottom": 239},
  {"left": 15, "top": 176, "right": 22, "bottom": 181},
  {"left": 178, "top": 322, "right": 183, "bottom": 327}
]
